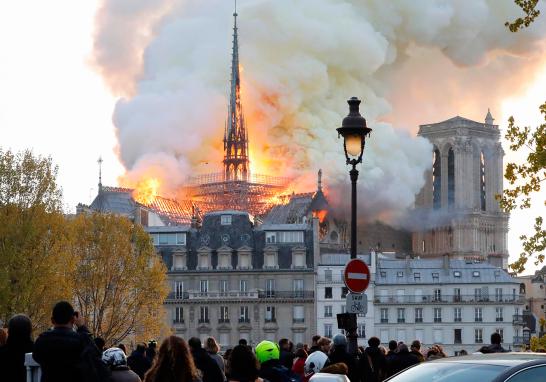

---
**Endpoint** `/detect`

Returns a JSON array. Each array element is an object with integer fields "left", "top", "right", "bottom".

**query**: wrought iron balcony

[
  {"left": 167, "top": 290, "right": 314, "bottom": 301},
  {"left": 238, "top": 318, "right": 251, "bottom": 323},
  {"left": 258, "top": 291, "right": 315, "bottom": 299},
  {"left": 218, "top": 319, "right": 230, "bottom": 324},
  {"left": 373, "top": 294, "right": 525, "bottom": 304},
  {"left": 172, "top": 319, "right": 185, "bottom": 324},
  {"left": 293, "top": 318, "right": 305, "bottom": 324},
  {"left": 513, "top": 336, "right": 528, "bottom": 345},
  {"left": 265, "top": 318, "right": 277, "bottom": 323},
  {"left": 198, "top": 318, "right": 210, "bottom": 324}
]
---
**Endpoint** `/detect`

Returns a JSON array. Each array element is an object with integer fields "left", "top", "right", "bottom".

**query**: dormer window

[
  {"left": 380, "top": 271, "right": 386, "bottom": 277},
  {"left": 453, "top": 271, "right": 461, "bottom": 278},
  {"left": 473, "top": 271, "right": 480, "bottom": 277},
  {"left": 414, "top": 272, "right": 420, "bottom": 281},
  {"left": 221, "top": 215, "right": 232, "bottom": 225},
  {"left": 263, "top": 246, "right": 279, "bottom": 269},
  {"left": 397, "top": 271, "right": 404, "bottom": 277},
  {"left": 291, "top": 246, "right": 306, "bottom": 269},
  {"left": 432, "top": 272, "right": 439, "bottom": 281},
  {"left": 197, "top": 247, "right": 211, "bottom": 270},
  {"left": 217, "top": 249, "right": 232, "bottom": 270},
  {"left": 171, "top": 251, "right": 187, "bottom": 271}
]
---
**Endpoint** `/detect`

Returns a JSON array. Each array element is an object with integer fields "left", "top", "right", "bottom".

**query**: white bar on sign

[{"left": 348, "top": 273, "right": 368, "bottom": 280}]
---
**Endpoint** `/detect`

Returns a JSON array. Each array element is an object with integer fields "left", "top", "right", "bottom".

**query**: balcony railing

[
  {"left": 218, "top": 319, "right": 230, "bottom": 324},
  {"left": 380, "top": 319, "right": 388, "bottom": 323},
  {"left": 172, "top": 319, "right": 185, "bottom": 324},
  {"left": 265, "top": 318, "right": 277, "bottom": 323},
  {"left": 198, "top": 318, "right": 210, "bottom": 324},
  {"left": 258, "top": 291, "right": 315, "bottom": 299},
  {"left": 513, "top": 336, "right": 528, "bottom": 345},
  {"left": 374, "top": 294, "right": 525, "bottom": 304},
  {"left": 513, "top": 315, "right": 526, "bottom": 325},
  {"left": 316, "top": 276, "right": 345, "bottom": 284},
  {"left": 167, "top": 290, "right": 314, "bottom": 300},
  {"left": 293, "top": 318, "right": 305, "bottom": 324},
  {"left": 238, "top": 318, "right": 250, "bottom": 323}
]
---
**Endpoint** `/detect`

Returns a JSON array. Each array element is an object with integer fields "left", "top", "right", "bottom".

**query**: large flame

[
  {"left": 313, "top": 209, "right": 328, "bottom": 223},
  {"left": 133, "top": 178, "right": 160, "bottom": 205}
]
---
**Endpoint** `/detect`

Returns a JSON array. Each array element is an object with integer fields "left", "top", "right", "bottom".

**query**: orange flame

[
  {"left": 313, "top": 209, "right": 328, "bottom": 223},
  {"left": 133, "top": 178, "right": 160, "bottom": 205}
]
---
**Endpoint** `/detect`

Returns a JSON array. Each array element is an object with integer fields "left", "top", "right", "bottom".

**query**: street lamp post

[{"left": 337, "top": 97, "right": 372, "bottom": 259}]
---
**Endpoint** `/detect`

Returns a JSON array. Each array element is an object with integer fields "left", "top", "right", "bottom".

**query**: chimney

[{"left": 443, "top": 254, "right": 450, "bottom": 272}]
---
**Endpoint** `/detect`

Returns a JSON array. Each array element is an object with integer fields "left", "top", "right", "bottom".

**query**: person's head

[
  {"left": 388, "top": 340, "right": 398, "bottom": 352},
  {"left": 459, "top": 349, "right": 468, "bottom": 356},
  {"left": 205, "top": 337, "right": 220, "bottom": 354},
  {"left": 118, "top": 344, "right": 127, "bottom": 355},
  {"left": 491, "top": 332, "right": 502, "bottom": 345},
  {"left": 332, "top": 334, "right": 347, "bottom": 349},
  {"left": 148, "top": 340, "right": 157, "bottom": 350},
  {"left": 238, "top": 338, "right": 248, "bottom": 346},
  {"left": 94, "top": 337, "right": 106, "bottom": 351},
  {"left": 51, "top": 301, "right": 76, "bottom": 327},
  {"left": 144, "top": 336, "right": 199, "bottom": 382},
  {"left": 321, "top": 362, "right": 349, "bottom": 376},
  {"left": 312, "top": 335, "right": 321, "bottom": 346},
  {"left": 410, "top": 340, "right": 421, "bottom": 351},
  {"left": 396, "top": 343, "right": 409, "bottom": 354},
  {"left": 279, "top": 338, "right": 290, "bottom": 351},
  {"left": 7, "top": 314, "right": 32, "bottom": 345},
  {"left": 295, "top": 342, "right": 304, "bottom": 351},
  {"left": 224, "top": 348, "right": 232, "bottom": 360},
  {"left": 136, "top": 343, "right": 147, "bottom": 353},
  {"left": 102, "top": 347, "right": 128, "bottom": 370},
  {"left": 378, "top": 346, "right": 387, "bottom": 355},
  {"left": 368, "top": 337, "right": 380, "bottom": 348},
  {"left": 295, "top": 348, "right": 308, "bottom": 359},
  {"left": 304, "top": 350, "right": 328, "bottom": 378},
  {"left": 229, "top": 344, "right": 260, "bottom": 381},
  {"left": 188, "top": 337, "right": 202, "bottom": 350},
  {"left": 255, "top": 340, "right": 280, "bottom": 364},
  {"left": 318, "top": 337, "right": 331, "bottom": 353}
]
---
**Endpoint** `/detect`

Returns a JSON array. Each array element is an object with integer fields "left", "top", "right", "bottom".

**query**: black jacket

[
  {"left": 33, "top": 326, "right": 92, "bottom": 382},
  {"left": 0, "top": 339, "right": 34, "bottom": 382},
  {"left": 389, "top": 349, "right": 419, "bottom": 376},
  {"left": 127, "top": 349, "right": 151, "bottom": 380},
  {"left": 279, "top": 350, "right": 295, "bottom": 370},
  {"left": 364, "top": 346, "right": 386, "bottom": 382},
  {"left": 327, "top": 347, "right": 359, "bottom": 382},
  {"left": 191, "top": 347, "right": 224, "bottom": 382}
]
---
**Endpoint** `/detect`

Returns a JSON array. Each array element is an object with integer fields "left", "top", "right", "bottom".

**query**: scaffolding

[{"left": 183, "top": 172, "right": 291, "bottom": 216}]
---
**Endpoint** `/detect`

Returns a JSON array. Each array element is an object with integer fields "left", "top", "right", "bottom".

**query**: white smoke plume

[{"left": 92, "top": 0, "right": 546, "bottom": 224}]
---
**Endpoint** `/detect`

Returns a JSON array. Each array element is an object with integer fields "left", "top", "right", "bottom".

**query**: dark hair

[
  {"left": 136, "top": 343, "right": 147, "bottom": 352},
  {"left": 491, "top": 332, "right": 502, "bottom": 345},
  {"left": 411, "top": 340, "right": 421, "bottom": 350},
  {"left": 238, "top": 339, "right": 248, "bottom": 346},
  {"left": 459, "top": 349, "right": 468, "bottom": 356},
  {"left": 118, "top": 344, "right": 127, "bottom": 354},
  {"left": 224, "top": 348, "right": 232, "bottom": 359},
  {"left": 312, "top": 335, "right": 321, "bottom": 344},
  {"left": 229, "top": 345, "right": 259, "bottom": 382},
  {"left": 295, "top": 348, "right": 307, "bottom": 359},
  {"left": 94, "top": 337, "right": 106, "bottom": 351},
  {"left": 188, "top": 337, "right": 201, "bottom": 350},
  {"left": 368, "top": 337, "right": 380, "bottom": 347},
  {"left": 388, "top": 340, "right": 397, "bottom": 351},
  {"left": 52, "top": 301, "right": 75, "bottom": 325},
  {"left": 279, "top": 338, "right": 289, "bottom": 349},
  {"left": 7, "top": 314, "right": 32, "bottom": 344},
  {"left": 144, "top": 336, "right": 199, "bottom": 382}
]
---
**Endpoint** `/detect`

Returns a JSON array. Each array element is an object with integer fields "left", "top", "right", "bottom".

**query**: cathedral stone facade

[{"left": 413, "top": 112, "right": 509, "bottom": 267}]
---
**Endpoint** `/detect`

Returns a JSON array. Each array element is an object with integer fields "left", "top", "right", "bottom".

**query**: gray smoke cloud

[{"left": 92, "top": 0, "right": 546, "bottom": 224}]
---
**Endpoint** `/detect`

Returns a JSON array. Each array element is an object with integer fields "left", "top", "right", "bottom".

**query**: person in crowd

[
  {"left": 95, "top": 337, "right": 106, "bottom": 353},
  {"left": 228, "top": 344, "right": 261, "bottom": 382},
  {"left": 0, "top": 327, "right": 7, "bottom": 346},
  {"left": 102, "top": 347, "right": 141, "bottom": 382},
  {"left": 478, "top": 333, "right": 507, "bottom": 353},
  {"left": 224, "top": 348, "right": 233, "bottom": 379},
  {"left": 206, "top": 337, "right": 225, "bottom": 375},
  {"left": 389, "top": 343, "right": 419, "bottom": 375},
  {"left": 308, "top": 336, "right": 321, "bottom": 354},
  {"left": 146, "top": 340, "right": 157, "bottom": 364},
  {"left": 33, "top": 301, "right": 109, "bottom": 382},
  {"left": 128, "top": 343, "right": 152, "bottom": 380},
  {"left": 303, "top": 344, "right": 309, "bottom": 354},
  {"left": 279, "top": 338, "right": 295, "bottom": 370},
  {"left": 320, "top": 362, "right": 349, "bottom": 376},
  {"left": 326, "top": 334, "right": 358, "bottom": 382},
  {"left": 0, "top": 314, "right": 34, "bottom": 382},
  {"left": 317, "top": 337, "right": 331, "bottom": 355},
  {"left": 364, "top": 336, "right": 386, "bottom": 382},
  {"left": 292, "top": 348, "right": 308, "bottom": 380},
  {"left": 384, "top": 340, "right": 398, "bottom": 378},
  {"left": 256, "top": 340, "right": 298, "bottom": 382},
  {"left": 144, "top": 336, "right": 201, "bottom": 382},
  {"left": 239, "top": 339, "right": 248, "bottom": 346},
  {"left": 118, "top": 343, "right": 128, "bottom": 355},
  {"left": 459, "top": 350, "right": 468, "bottom": 356},
  {"left": 426, "top": 344, "right": 447, "bottom": 360},
  {"left": 409, "top": 340, "right": 425, "bottom": 363},
  {"left": 304, "top": 350, "right": 328, "bottom": 382},
  {"left": 189, "top": 337, "right": 224, "bottom": 382}
]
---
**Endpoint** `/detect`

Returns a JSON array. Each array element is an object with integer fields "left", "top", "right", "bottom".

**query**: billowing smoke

[{"left": 92, "top": 0, "right": 546, "bottom": 224}]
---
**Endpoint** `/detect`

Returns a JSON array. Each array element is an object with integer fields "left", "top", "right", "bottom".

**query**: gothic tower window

[
  {"left": 480, "top": 151, "right": 486, "bottom": 211},
  {"left": 448, "top": 148, "right": 455, "bottom": 208},
  {"left": 432, "top": 148, "right": 441, "bottom": 209}
]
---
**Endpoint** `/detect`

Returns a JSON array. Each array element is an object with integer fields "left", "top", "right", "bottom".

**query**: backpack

[{"left": 270, "top": 365, "right": 301, "bottom": 382}]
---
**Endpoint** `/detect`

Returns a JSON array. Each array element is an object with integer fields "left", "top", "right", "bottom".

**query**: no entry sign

[{"left": 343, "top": 259, "right": 370, "bottom": 294}]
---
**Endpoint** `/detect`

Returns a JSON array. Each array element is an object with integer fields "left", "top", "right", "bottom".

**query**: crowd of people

[{"left": 0, "top": 301, "right": 512, "bottom": 382}]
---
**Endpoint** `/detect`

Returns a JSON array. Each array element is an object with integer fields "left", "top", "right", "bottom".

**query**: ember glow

[
  {"left": 132, "top": 178, "right": 160, "bottom": 205},
  {"left": 313, "top": 209, "right": 328, "bottom": 224}
]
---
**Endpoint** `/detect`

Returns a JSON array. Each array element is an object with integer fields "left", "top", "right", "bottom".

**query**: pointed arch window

[
  {"left": 480, "top": 151, "right": 486, "bottom": 211},
  {"left": 432, "top": 148, "right": 441, "bottom": 209},
  {"left": 448, "top": 148, "right": 455, "bottom": 208}
]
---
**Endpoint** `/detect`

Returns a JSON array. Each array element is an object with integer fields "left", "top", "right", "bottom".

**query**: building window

[
  {"left": 239, "top": 306, "right": 250, "bottom": 323},
  {"left": 265, "top": 306, "right": 276, "bottom": 322},
  {"left": 475, "top": 307, "right": 483, "bottom": 322},
  {"left": 454, "top": 307, "right": 462, "bottom": 322},
  {"left": 496, "top": 307, "right": 503, "bottom": 322},
  {"left": 474, "top": 288, "right": 482, "bottom": 301},
  {"left": 266, "top": 231, "right": 304, "bottom": 243},
  {"left": 325, "top": 270, "right": 332, "bottom": 282},
  {"left": 218, "top": 251, "right": 232, "bottom": 270},
  {"left": 433, "top": 148, "right": 441, "bottom": 209},
  {"left": 433, "top": 329, "right": 443, "bottom": 344},
  {"left": 357, "top": 324, "right": 366, "bottom": 338},
  {"left": 453, "top": 271, "right": 461, "bottom": 278},
  {"left": 237, "top": 251, "right": 252, "bottom": 270},
  {"left": 380, "top": 271, "right": 386, "bottom": 277},
  {"left": 434, "top": 308, "right": 442, "bottom": 323},
  {"left": 174, "top": 281, "right": 184, "bottom": 299},
  {"left": 340, "top": 305, "right": 346, "bottom": 314},
  {"left": 198, "top": 252, "right": 210, "bottom": 269},
  {"left": 341, "top": 287, "right": 349, "bottom": 298},
  {"left": 397, "top": 308, "right": 405, "bottom": 323},
  {"left": 324, "top": 305, "right": 333, "bottom": 318},
  {"left": 325, "top": 287, "right": 333, "bottom": 299},
  {"left": 381, "top": 308, "right": 388, "bottom": 323},
  {"left": 294, "top": 279, "right": 304, "bottom": 298},
  {"left": 433, "top": 289, "right": 442, "bottom": 302},
  {"left": 240, "top": 280, "right": 248, "bottom": 294},
  {"left": 221, "top": 215, "right": 232, "bottom": 225},
  {"left": 219, "top": 306, "right": 229, "bottom": 322},
  {"left": 266, "top": 279, "right": 275, "bottom": 297},
  {"left": 432, "top": 272, "right": 439, "bottom": 282},
  {"left": 174, "top": 307, "right": 183, "bottom": 323},
  {"left": 454, "top": 329, "right": 462, "bottom": 344},
  {"left": 397, "top": 271, "right": 404, "bottom": 277},
  {"left": 473, "top": 271, "right": 480, "bottom": 277},
  {"left": 495, "top": 328, "right": 504, "bottom": 342},
  {"left": 172, "top": 251, "right": 186, "bottom": 270},
  {"left": 220, "top": 280, "right": 228, "bottom": 295},
  {"left": 199, "top": 306, "right": 209, "bottom": 323},
  {"left": 475, "top": 328, "right": 483, "bottom": 343},
  {"left": 199, "top": 280, "right": 208, "bottom": 296},
  {"left": 414, "top": 272, "right": 420, "bottom": 281},
  {"left": 263, "top": 250, "right": 278, "bottom": 269},
  {"left": 495, "top": 288, "right": 503, "bottom": 302},
  {"left": 293, "top": 305, "right": 304, "bottom": 323},
  {"left": 415, "top": 308, "right": 423, "bottom": 323},
  {"left": 454, "top": 288, "right": 461, "bottom": 302},
  {"left": 324, "top": 324, "right": 333, "bottom": 338}
]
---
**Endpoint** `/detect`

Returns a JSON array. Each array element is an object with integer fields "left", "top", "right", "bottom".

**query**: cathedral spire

[
  {"left": 485, "top": 108, "right": 494, "bottom": 125},
  {"left": 223, "top": 0, "right": 249, "bottom": 182}
]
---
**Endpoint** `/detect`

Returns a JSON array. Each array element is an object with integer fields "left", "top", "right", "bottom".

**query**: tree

[
  {"left": 69, "top": 212, "right": 168, "bottom": 345},
  {"left": 499, "top": 2, "right": 545, "bottom": 273},
  {"left": 0, "top": 148, "right": 74, "bottom": 331}
]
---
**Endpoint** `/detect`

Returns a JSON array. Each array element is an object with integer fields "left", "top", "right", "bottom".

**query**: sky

[{"left": 0, "top": 0, "right": 545, "bottom": 274}]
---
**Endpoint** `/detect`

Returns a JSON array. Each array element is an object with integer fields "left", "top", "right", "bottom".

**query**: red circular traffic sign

[{"left": 343, "top": 259, "right": 370, "bottom": 293}]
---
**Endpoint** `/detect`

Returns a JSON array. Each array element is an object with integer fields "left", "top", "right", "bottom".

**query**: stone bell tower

[{"left": 413, "top": 110, "right": 509, "bottom": 267}]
